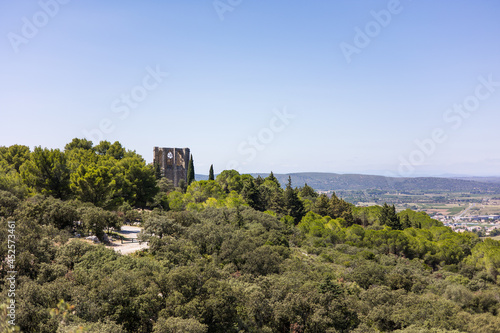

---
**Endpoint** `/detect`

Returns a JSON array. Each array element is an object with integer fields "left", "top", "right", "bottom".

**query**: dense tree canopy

[
  {"left": 20, "top": 147, "right": 71, "bottom": 199},
  {"left": 1, "top": 139, "right": 500, "bottom": 332}
]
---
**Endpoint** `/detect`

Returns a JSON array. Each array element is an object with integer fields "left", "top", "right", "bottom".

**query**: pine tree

[
  {"left": 380, "top": 203, "right": 402, "bottom": 230},
  {"left": 299, "top": 183, "right": 318, "bottom": 199},
  {"left": 266, "top": 171, "right": 281, "bottom": 188},
  {"left": 328, "top": 192, "right": 354, "bottom": 226},
  {"left": 254, "top": 175, "right": 265, "bottom": 186},
  {"left": 242, "top": 179, "right": 259, "bottom": 210},
  {"left": 402, "top": 214, "right": 412, "bottom": 229},
  {"left": 284, "top": 176, "right": 305, "bottom": 224},
  {"left": 209, "top": 164, "right": 214, "bottom": 181},
  {"left": 187, "top": 155, "right": 195, "bottom": 185},
  {"left": 313, "top": 194, "right": 330, "bottom": 216}
]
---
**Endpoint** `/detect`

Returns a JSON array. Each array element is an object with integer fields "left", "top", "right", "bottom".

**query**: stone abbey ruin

[{"left": 153, "top": 147, "right": 190, "bottom": 187}]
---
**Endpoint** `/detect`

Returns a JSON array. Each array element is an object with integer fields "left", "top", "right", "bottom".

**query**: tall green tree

[
  {"left": 0, "top": 144, "right": 31, "bottom": 172},
  {"left": 266, "top": 171, "right": 281, "bottom": 188},
  {"left": 242, "top": 178, "right": 260, "bottom": 210},
  {"left": 70, "top": 156, "right": 119, "bottom": 207},
  {"left": 20, "top": 147, "right": 71, "bottom": 199},
  {"left": 154, "top": 161, "right": 162, "bottom": 180},
  {"left": 313, "top": 193, "right": 330, "bottom": 216},
  {"left": 328, "top": 192, "right": 354, "bottom": 226},
  {"left": 94, "top": 140, "right": 126, "bottom": 159},
  {"left": 78, "top": 205, "right": 120, "bottom": 239},
  {"left": 117, "top": 155, "right": 158, "bottom": 208},
  {"left": 0, "top": 163, "right": 28, "bottom": 198},
  {"left": 259, "top": 178, "right": 285, "bottom": 214},
  {"left": 402, "top": 214, "right": 412, "bottom": 229},
  {"left": 187, "top": 155, "right": 195, "bottom": 185},
  {"left": 299, "top": 183, "right": 318, "bottom": 199},
  {"left": 216, "top": 170, "right": 242, "bottom": 193},
  {"left": 64, "top": 138, "right": 93, "bottom": 152},
  {"left": 209, "top": 164, "right": 214, "bottom": 181},
  {"left": 254, "top": 175, "right": 265, "bottom": 186},
  {"left": 380, "top": 203, "right": 402, "bottom": 230},
  {"left": 284, "top": 176, "right": 305, "bottom": 224}
]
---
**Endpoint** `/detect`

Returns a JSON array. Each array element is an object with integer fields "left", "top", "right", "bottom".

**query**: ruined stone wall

[{"left": 153, "top": 147, "right": 190, "bottom": 187}]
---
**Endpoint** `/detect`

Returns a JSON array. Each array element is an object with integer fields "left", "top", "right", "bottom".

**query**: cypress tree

[
  {"left": 187, "top": 155, "right": 195, "bottom": 185},
  {"left": 209, "top": 164, "right": 214, "bottom": 181},
  {"left": 154, "top": 162, "right": 162, "bottom": 180}
]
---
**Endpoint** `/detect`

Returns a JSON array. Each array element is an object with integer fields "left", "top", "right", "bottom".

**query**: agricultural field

[{"left": 470, "top": 199, "right": 500, "bottom": 215}]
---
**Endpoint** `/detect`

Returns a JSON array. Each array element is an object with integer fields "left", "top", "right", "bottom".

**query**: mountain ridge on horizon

[{"left": 195, "top": 172, "right": 500, "bottom": 192}]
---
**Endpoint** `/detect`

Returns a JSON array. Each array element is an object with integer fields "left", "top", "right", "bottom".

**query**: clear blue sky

[{"left": 1, "top": 0, "right": 500, "bottom": 177}]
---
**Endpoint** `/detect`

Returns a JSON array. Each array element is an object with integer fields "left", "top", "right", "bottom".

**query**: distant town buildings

[{"left": 441, "top": 215, "right": 500, "bottom": 235}]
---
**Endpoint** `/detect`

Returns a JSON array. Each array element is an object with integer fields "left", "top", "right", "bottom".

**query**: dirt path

[{"left": 106, "top": 225, "right": 149, "bottom": 255}]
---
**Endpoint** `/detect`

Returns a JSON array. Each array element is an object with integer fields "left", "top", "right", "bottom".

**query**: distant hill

[
  {"left": 195, "top": 174, "right": 209, "bottom": 181},
  {"left": 453, "top": 177, "right": 500, "bottom": 184},
  {"left": 196, "top": 172, "right": 500, "bottom": 193}
]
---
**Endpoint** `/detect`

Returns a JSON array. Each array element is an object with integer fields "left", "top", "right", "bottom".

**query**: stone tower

[{"left": 153, "top": 147, "right": 190, "bottom": 187}]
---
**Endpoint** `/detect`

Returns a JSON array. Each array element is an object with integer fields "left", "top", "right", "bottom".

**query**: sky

[{"left": 1, "top": 0, "right": 500, "bottom": 177}]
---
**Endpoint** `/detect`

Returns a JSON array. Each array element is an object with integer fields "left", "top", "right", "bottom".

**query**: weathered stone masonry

[{"left": 153, "top": 147, "right": 190, "bottom": 187}]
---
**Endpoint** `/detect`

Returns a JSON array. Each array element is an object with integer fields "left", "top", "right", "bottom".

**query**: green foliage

[
  {"left": 4, "top": 161, "right": 500, "bottom": 333},
  {"left": 186, "top": 180, "right": 225, "bottom": 203},
  {"left": 352, "top": 205, "right": 382, "bottom": 226},
  {"left": 64, "top": 138, "right": 94, "bottom": 152},
  {"left": 0, "top": 163, "right": 28, "bottom": 198},
  {"left": 241, "top": 177, "right": 260, "bottom": 210},
  {"left": 14, "top": 195, "right": 78, "bottom": 229},
  {"left": 78, "top": 205, "right": 120, "bottom": 239},
  {"left": 208, "top": 164, "right": 214, "bottom": 181},
  {"left": 380, "top": 203, "right": 402, "bottom": 230},
  {"left": 313, "top": 193, "right": 330, "bottom": 216},
  {"left": 67, "top": 144, "right": 157, "bottom": 208},
  {"left": 20, "top": 147, "right": 71, "bottom": 199},
  {"left": 153, "top": 317, "right": 207, "bottom": 333},
  {"left": 154, "top": 161, "right": 162, "bottom": 180},
  {"left": 466, "top": 238, "right": 500, "bottom": 282},
  {"left": 299, "top": 182, "right": 318, "bottom": 200},
  {"left": 117, "top": 155, "right": 158, "bottom": 208},
  {"left": 139, "top": 214, "right": 182, "bottom": 240},
  {"left": 94, "top": 140, "right": 126, "bottom": 159},
  {"left": 187, "top": 154, "right": 195, "bottom": 185},
  {"left": 0, "top": 190, "right": 20, "bottom": 218},
  {"left": 216, "top": 169, "right": 242, "bottom": 193},
  {"left": 284, "top": 176, "right": 305, "bottom": 224},
  {"left": 328, "top": 192, "right": 354, "bottom": 226},
  {"left": 0, "top": 144, "right": 30, "bottom": 172},
  {"left": 0, "top": 302, "right": 20, "bottom": 332},
  {"left": 398, "top": 209, "right": 443, "bottom": 229},
  {"left": 69, "top": 155, "right": 119, "bottom": 207},
  {"left": 265, "top": 171, "right": 280, "bottom": 188}
]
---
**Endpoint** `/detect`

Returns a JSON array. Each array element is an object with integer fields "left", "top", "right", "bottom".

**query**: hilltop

[{"left": 198, "top": 172, "right": 500, "bottom": 193}]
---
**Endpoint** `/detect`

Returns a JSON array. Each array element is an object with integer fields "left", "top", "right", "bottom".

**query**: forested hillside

[
  {"left": 1, "top": 140, "right": 500, "bottom": 333},
  {"left": 246, "top": 173, "right": 500, "bottom": 193}
]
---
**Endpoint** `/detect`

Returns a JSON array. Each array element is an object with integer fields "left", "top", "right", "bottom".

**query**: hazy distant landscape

[
  {"left": 252, "top": 173, "right": 500, "bottom": 193},
  {"left": 197, "top": 172, "right": 500, "bottom": 219}
]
